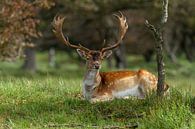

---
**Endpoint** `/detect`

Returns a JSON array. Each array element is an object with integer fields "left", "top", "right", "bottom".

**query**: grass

[{"left": 0, "top": 52, "right": 195, "bottom": 128}]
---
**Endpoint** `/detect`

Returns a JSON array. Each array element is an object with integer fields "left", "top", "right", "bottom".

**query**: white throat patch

[
  {"left": 83, "top": 69, "right": 99, "bottom": 99},
  {"left": 83, "top": 70, "right": 97, "bottom": 86}
]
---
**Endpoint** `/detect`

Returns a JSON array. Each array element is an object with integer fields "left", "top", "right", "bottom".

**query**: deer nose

[
  {"left": 95, "top": 65, "right": 99, "bottom": 69},
  {"left": 94, "top": 63, "right": 100, "bottom": 69}
]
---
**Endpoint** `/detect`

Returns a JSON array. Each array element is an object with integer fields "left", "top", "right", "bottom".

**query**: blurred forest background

[{"left": 0, "top": 0, "right": 195, "bottom": 76}]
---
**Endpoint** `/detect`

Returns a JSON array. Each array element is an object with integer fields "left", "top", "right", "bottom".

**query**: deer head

[{"left": 52, "top": 12, "right": 128, "bottom": 70}]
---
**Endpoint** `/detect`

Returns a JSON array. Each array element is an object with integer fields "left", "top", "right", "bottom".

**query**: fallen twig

[{"left": 43, "top": 122, "right": 138, "bottom": 128}]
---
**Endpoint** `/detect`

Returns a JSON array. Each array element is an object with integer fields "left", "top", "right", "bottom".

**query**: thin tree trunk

[{"left": 145, "top": 0, "right": 168, "bottom": 96}]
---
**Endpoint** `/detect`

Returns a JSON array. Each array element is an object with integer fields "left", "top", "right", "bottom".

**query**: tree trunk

[
  {"left": 143, "top": 49, "right": 154, "bottom": 62},
  {"left": 48, "top": 48, "right": 56, "bottom": 67},
  {"left": 22, "top": 47, "right": 36, "bottom": 72},
  {"left": 183, "top": 34, "right": 195, "bottom": 62},
  {"left": 107, "top": 56, "right": 113, "bottom": 69},
  {"left": 114, "top": 42, "right": 127, "bottom": 69},
  {"left": 145, "top": 0, "right": 168, "bottom": 96},
  {"left": 103, "top": 15, "right": 127, "bottom": 69},
  {"left": 156, "top": 31, "right": 166, "bottom": 96}
]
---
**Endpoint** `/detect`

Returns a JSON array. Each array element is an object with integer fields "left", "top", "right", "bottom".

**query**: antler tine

[
  {"left": 52, "top": 15, "right": 90, "bottom": 52},
  {"left": 79, "top": 43, "right": 91, "bottom": 51},
  {"left": 101, "top": 12, "right": 128, "bottom": 52}
]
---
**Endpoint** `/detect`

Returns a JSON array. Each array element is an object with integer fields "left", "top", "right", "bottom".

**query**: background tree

[
  {"left": 1, "top": 0, "right": 194, "bottom": 71},
  {"left": 40, "top": 0, "right": 157, "bottom": 68},
  {"left": 164, "top": 0, "right": 195, "bottom": 63},
  {"left": 0, "top": 0, "right": 54, "bottom": 71}
]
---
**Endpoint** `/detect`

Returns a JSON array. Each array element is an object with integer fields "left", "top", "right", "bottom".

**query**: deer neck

[{"left": 83, "top": 69, "right": 101, "bottom": 99}]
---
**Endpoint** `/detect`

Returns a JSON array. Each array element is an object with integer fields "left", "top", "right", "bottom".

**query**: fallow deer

[{"left": 52, "top": 13, "right": 169, "bottom": 102}]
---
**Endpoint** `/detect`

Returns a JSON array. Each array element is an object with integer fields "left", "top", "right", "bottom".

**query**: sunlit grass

[
  {"left": 0, "top": 52, "right": 195, "bottom": 128},
  {"left": 0, "top": 77, "right": 194, "bottom": 128}
]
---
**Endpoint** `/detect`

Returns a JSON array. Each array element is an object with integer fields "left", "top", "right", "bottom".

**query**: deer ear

[
  {"left": 77, "top": 49, "right": 87, "bottom": 58},
  {"left": 102, "top": 50, "right": 112, "bottom": 58}
]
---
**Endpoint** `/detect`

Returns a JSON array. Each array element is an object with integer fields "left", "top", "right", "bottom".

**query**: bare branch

[
  {"left": 161, "top": 0, "right": 169, "bottom": 25},
  {"left": 145, "top": 20, "right": 157, "bottom": 33},
  {"left": 43, "top": 123, "right": 138, "bottom": 128}
]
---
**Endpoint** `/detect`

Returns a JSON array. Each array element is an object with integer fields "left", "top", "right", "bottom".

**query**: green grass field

[{"left": 0, "top": 52, "right": 195, "bottom": 128}]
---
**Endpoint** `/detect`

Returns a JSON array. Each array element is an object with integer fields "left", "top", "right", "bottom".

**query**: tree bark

[
  {"left": 22, "top": 47, "right": 36, "bottom": 72},
  {"left": 143, "top": 49, "right": 154, "bottom": 62},
  {"left": 145, "top": 0, "right": 168, "bottom": 96},
  {"left": 114, "top": 42, "right": 127, "bottom": 69}
]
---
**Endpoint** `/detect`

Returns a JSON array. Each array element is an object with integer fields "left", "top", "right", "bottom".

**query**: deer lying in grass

[{"left": 52, "top": 13, "right": 169, "bottom": 102}]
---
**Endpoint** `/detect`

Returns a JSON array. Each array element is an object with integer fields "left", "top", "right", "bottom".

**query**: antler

[
  {"left": 52, "top": 16, "right": 90, "bottom": 52},
  {"left": 101, "top": 12, "right": 128, "bottom": 53}
]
